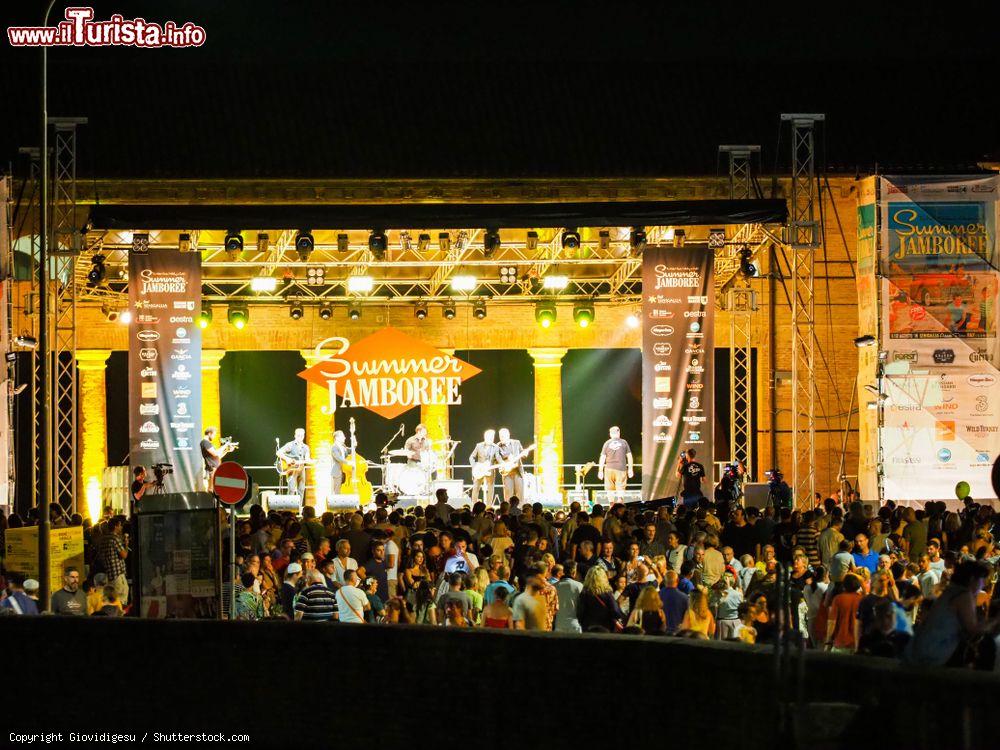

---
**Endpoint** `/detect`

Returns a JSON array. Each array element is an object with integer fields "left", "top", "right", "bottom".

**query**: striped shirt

[
  {"left": 294, "top": 584, "right": 337, "bottom": 621},
  {"left": 98, "top": 533, "right": 127, "bottom": 579},
  {"left": 795, "top": 525, "right": 821, "bottom": 567}
]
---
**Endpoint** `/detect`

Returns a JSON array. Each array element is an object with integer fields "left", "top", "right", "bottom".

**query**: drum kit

[{"left": 380, "top": 439, "right": 460, "bottom": 498}]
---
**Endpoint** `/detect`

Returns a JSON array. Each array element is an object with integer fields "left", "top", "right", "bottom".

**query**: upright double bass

[{"left": 341, "top": 417, "right": 374, "bottom": 506}]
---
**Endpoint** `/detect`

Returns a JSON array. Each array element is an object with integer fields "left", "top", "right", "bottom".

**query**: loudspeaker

[
  {"left": 327, "top": 493, "right": 361, "bottom": 511},
  {"left": 565, "top": 490, "right": 588, "bottom": 506},
  {"left": 262, "top": 491, "right": 302, "bottom": 513},
  {"left": 591, "top": 490, "right": 643, "bottom": 505},
  {"left": 743, "top": 483, "right": 770, "bottom": 509}
]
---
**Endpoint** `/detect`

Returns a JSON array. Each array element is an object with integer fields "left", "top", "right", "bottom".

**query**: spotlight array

[
  {"left": 483, "top": 228, "right": 501, "bottom": 258},
  {"left": 535, "top": 301, "right": 557, "bottom": 328},
  {"left": 228, "top": 304, "right": 249, "bottom": 330},
  {"left": 473, "top": 299, "right": 487, "bottom": 320},
  {"left": 86, "top": 254, "right": 107, "bottom": 286},
  {"left": 369, "top": 229, "right": 388, "bottom": 260},
  {"left": 198, "top": 306, "right": 213, "bottom": 329},
  {"left": 414, "top": 301, "right": 429, "bottom": 320},
  {"left": 289, "top": 303, "right": 304, "bottom": 321},
  {"left": 442, "top": 300, "right": 457, "bottom": 320},
  {"left": 738, "top": 245, "right": 758, "bottom": 278},
  {"left": 561, "top": 228, "right": 580, "bottom": 250},
  {"left": 224, "top": 230, "right": 244, "bottom": 259},
  {"left": 295, "top": 230, "right": 314, "bottom": 261},
  {"left": 306, "top": 267, "right": 326, "bottom": 286},
  {"left": 499, "top": 266, "right": 518, "bottom": 284},
  {"left": 573, "top": 302, "right": 595, "bottom": 328},
  {"left": 319, "top": 305, "right": 333, "bottom": 321},
  {"left": 348, "top": 303, "right": 362, "bottom": 321}
]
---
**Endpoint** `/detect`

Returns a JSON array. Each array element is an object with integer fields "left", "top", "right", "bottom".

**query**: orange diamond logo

[{"left": 298, "top": 327, "right": 481, "bottom": 420}]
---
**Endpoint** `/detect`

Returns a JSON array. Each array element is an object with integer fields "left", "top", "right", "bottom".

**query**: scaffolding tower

[{"left": 782, "top": 114, "right": 824, "bottom": 507}]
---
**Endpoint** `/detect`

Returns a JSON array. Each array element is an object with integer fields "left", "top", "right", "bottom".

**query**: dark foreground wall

[{"left": 3, "top": 618, "right": 999, "bottom": 749}]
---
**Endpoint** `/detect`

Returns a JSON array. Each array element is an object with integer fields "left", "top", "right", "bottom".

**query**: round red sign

[{"left": 214, "top": 461, "right": 249, "bottom": 505}]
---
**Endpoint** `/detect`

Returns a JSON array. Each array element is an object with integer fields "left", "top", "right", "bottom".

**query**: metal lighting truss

[
  {"left": 728, "top": 287, "right": 755, "bottom": 474},
  {"left": 782, "top": 113, "right": 824, "bottom": 508},
  {"left": 51, "top": 119, "right": 85, "bottom": 512}
]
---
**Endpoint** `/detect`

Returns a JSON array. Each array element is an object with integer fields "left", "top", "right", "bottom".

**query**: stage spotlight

[
  {"left": 451, "top": 275, "right": 478, "bottom": 293},
  {"left": 348, "top": 303, "right": 362, "bottom": 321},
  {"left": 442, "top": 300, "right": 457, "bottom": 320},
  {"left": 224, "top": 230, "right": 244, "bottom": 259},
  {"left": 119, "top": 309, "right": 133, "bottom": 325},
  {"left": 178, "top": 232, "right": 192, "bottom": 252},
  {"left": 499, "top": 265, "right": 518, "bottom": 284},
  {"left": 198, "top": 306, "right": 213, "bottom": 329},
  {"left": 256, "top": 232, "right": 269, "bottom": 257},
  {"left": 439, "top": 232, "right": 451, "bottom": 254},
  {"left": 599, "top": 230, "right": 611, "bottom": 252},
  {"left": 250, "top": 276, "right": 279, "bottom": 293},
  {"left": 228, "top": 304, "right": 249, "bottom": 330},
  {"left": 483, "top": 229, "right": 501, "bottom": 258},
  {"left": 347, "top": 275, "right": 374, "bottom": 294},
  {"left": 535, "top": 301, "right": 557, "bottom": 328},
  {"left": 319, "top": 305, "right": 333, "bottom": 321},
  {"left": 14, "top": 335, "right": 38, "bottom": 350},
  {"left": 295, "top": 230, "right": 314, "bottom": 261},
  {"left": 414, "top": 301, "right": 429, "bottom": 320},
  {"left": 131, "top": 232, "right": 149, "bottom": 254},
  {"left": 673, "top": 229, "right": 687, "bottom": 248},
  {"left": 417, "top": 233, "right": 431, "bottom": 253},
  {"left": 561, "top": 228, "right": 580, "bottom": 250},
  {"left": 306, "top": 267, "right": 326, "bottom": 286},
  {"left": 289, "top": 303, "right": 304, "bottom": 320},
  {"left": 738, "top": 245, "right": 757, "bottom": 278},
  {"left": 86, "top": 254, "right": 107, "bottom": 286},
  {"left": 337, "top": 233, "right": 350, "bottom": 253},
  {"left": 100, "top": 302, "right": 119, "bottom": 322},
  {"left": 630, "top": 227, "right": 647, "bottom": 256},
  {"left": 854, "top": 335, "right": 877, "bottom": 348},
  {"left": 542, "top": 275, "right": 569, "bottom": 291},
  {"left": 369, "top": 229, "right": 388, "bottom": 260},
  {"left": 473, "top": 299, "right": 487, "bottom": 320},
  {"left": 573, "top": 302, "right": 595, "bottom": 328},
  {"left": 626, "top": 311, "right": 640, "bottom": 329},
  {"left": 526, "top": 231, "right": 539, "bottom": 252}
]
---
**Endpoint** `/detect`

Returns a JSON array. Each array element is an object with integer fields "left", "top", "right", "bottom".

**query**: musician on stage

[
  {"left": 597, "top": 425, "right": 633, "bottom": 503},
  {"left": 199, "top": 426, "right": 224, "bottom": 492},
  {"left": 496, "top": 427, "right": 525, "bottom": 502},
  {"left": 469, "top": 429, "right": 498, "bottom": 505},
  {"left": 330, "top": 430, "right": 350, "bottom": 494},
  {"left": 404, "top": 424, "right": 432, "bottom": 467},
  {"left": 277, "top": 428, "right": 311, "bottom": 498}
]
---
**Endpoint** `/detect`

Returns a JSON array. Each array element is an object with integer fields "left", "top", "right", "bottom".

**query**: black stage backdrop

[
  {"left": 127, "top": 249, "right": 202, "bottom": 493},
  {"left": 641, "top": 245, "right": 715, "bottom": 500}
]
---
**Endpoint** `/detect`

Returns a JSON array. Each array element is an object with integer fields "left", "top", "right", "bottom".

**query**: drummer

[{"left": 404, "top": 424, "right": 432, "bottom": 467}]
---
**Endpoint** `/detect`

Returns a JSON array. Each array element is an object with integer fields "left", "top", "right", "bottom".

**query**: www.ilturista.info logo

[{"left": 8, "top": 7, "right": 206, "bottom": 48}]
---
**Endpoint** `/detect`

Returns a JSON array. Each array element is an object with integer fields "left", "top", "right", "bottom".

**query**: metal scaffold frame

[
  {"left": 50, "top": 119, "right": 85, "bottom": 513},
  {"left": 783, "top": 113, "right": 824, "bottom": 507}
]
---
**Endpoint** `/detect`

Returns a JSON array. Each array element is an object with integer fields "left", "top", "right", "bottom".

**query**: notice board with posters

[
  {"left": 871, "top": 175, "right": 1000, "bottom": 503},
  {"left": 3, "top": 526, "right": 85, "bottom": 593}
]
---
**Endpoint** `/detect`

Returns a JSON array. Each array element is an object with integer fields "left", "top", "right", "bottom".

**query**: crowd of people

[{"left": 3, "top": 488, "right": 1000, "bottom": 670}]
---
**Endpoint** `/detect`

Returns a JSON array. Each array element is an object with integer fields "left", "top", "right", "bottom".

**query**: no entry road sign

[{"left": 214, "top": 461, "right": 249, "bottom": 505}]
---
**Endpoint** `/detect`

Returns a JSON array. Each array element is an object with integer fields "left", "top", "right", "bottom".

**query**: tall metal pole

[{"left": 38, "top": 0, "right": 58, "bottom": 611}]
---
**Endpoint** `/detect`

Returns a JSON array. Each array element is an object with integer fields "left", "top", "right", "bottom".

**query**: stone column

[
  {"left": 528, "top": 348, "right": 567, "bottom": 502},
  {"left": 76, "top": 349, "right": 111, "bottom": 521},
  {"left": 421, "top": 348, "right": 453, "bottom": 479},
  {"left": 200, "top": 350, "right": 226, "bottom": 439},
  {"left": 301, "top": 349, "right": 335, "bottom": 509}
]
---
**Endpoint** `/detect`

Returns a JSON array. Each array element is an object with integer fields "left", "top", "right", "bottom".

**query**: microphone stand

[{"left": 381, "top": 424, "right": 405, "bottom": 455}]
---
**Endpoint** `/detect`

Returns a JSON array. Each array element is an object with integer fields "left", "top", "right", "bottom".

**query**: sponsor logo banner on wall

[
  {"left": 641, "top": 245, "right": 714, "bottom": 500},
  {"left": 879, "top": 175, "right": 1000, "bottom": 501},
  {"left": 128, "top": 249, "right": 202, "bottom": 492}
]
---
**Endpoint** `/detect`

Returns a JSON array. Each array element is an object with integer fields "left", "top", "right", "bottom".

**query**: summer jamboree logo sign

[{"left": 298, "top": 327, "right": 482, "bottom": 420}]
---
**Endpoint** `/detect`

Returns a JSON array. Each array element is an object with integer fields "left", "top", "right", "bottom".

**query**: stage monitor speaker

[
  {"left": 565, "top": 490, "right": 588, "bottom": 506},
  {"left": 395, "top": 495, "right": 430, "bottom": 509},
  {"left": 743, "top": 483, "right": 770, "bottom": 509},
  {"left": 534, "top": 494, "right": 566, "bottom": 509},
  {"left": 262, "top": 491, "right": 302, "bottom": 513},
  {"left": 591, "top": 490, "right": 643, "bottom": 505},
  {"left": 327, "top": 493, "right": 361, "bottom": 511}
]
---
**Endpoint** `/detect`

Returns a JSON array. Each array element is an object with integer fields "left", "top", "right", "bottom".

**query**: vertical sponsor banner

[
  {"left": 129, "top": 250, "right": 202, "bottom": 492},
  {"left": 879, "top": 175, "right": 1000, "bottom": 502},
  {"left": 642, "top": 245, "right": 714, "bottom": 500},
  {"left": 856, "top": 177, "right": 880, "bottom": 502}
]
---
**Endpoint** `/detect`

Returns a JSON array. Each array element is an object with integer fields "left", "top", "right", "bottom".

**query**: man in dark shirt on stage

[{"left": 598, "top": 426, "right": 633, "bottom": 502}]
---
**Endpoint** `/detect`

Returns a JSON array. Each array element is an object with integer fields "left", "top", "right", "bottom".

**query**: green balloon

[{"left": 955, "top": 481, "right": 971, "bottom": 500}]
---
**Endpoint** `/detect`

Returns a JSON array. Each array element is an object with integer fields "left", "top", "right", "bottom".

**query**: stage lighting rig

[
  {"left": 198, "top": 306, "right": 213, "bottom": 329},
  {"left": 561, "top": 228, "right": 580, "bottom": 251},
  {"left": 438, "top": 232, "right": 451, "bottom": 254},
  {"left": 224, "top": 230, "right": 244, "bottom": 259},
  {"left": 573, "top": 302, "right": 595, "bottom": 328},
  {"left": 369, "top": 229, "right": 388, "bottom": 260},
  {"left": 319, "top": 305, "right": 333, "bottom": 321},
  {"left": 348, "top": 303, "right": 362, "bottom": 321},
  {"left": 289, "top": 303, "right": 304, "bottom": 320},
  {"left": 337, "top": 233, "right": 350, "bottom": 253},
  {"left": 473, "top": 299, "right": 487, "bottom": 320},
  {"left": 414, "top": 301, "right": 429, "bottom": 320},
  {"left": 256, "top": 232, "right": 269, "bottom": 257},
  {"left": 131, "top": 232, "right": 149, "bottom": 254},
  {"left": 417, "top": 233, "right": 431, "bottom": 253},
  {"left": 535, "top": 301, "right": 557, "bottom": 328},
  {"left": 442, "top": 300, "right": 457, "bottom": 320},
  {"left": 228, "top": 304, "right": 249, "bottom": 330},
  {"left": 499, "top": 266, "right": 518, "bottom": 284},
  {"left": 526, "top": 231, "right": 539, "bottom": 252},
  {"left": 347, "top": 275, "right": 374, "bottom": 294},
  {"left": 483, "top": 228, "right": 501, "bottom": 258},
  {"left": 629, "top": 227, "right": 647, "bottom": 256},
  {"left": 599, "top": 230, "right": 611, "bottom": 252},
  {"left": 738, "top": 245, "right": 757, "bottom": 278},
  {"left": 306, "top": 267, "right": 326, "bottom": 286},
  {"left": 178, "top": 233, "right": 192, "bottom": 252},
  {"left": 295, "top": 230, "right": 314, "bottom": 261},
  {"left": 86, "top": 254, "right": 107, "bottom": 286}
]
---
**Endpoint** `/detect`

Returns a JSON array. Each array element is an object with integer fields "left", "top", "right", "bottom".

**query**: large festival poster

[
  {"left": 856, "top": 178, "right": 880, "bottom": 502},
  {"left": 641, "top": 245, "right": 714, "bottom": 501},
  {"left": 879, "top": 175, "right": 1000, "bottom": 502},
  {"left": 128, "top": 249, "right": 202, "bottom": 492}
]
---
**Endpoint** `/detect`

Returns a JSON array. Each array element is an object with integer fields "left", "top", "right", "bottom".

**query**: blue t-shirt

[
  {"left": 0, "top": 591, "right": 39, "bottom": 615},
  {"left": 677, "top": 576, "right": 695, "bottom": 594},
  {"left": 852, "top": 550, "right": 879, "bottom": 574},
  {"left": 659, "top": 586, "right": 689, "bottom": 632}
]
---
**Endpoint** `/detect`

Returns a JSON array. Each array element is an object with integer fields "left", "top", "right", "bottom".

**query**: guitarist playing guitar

[
  {"left": 276, "top": 427, "right": 313, "bottom": 498},
  {"left": 495, "top": 427, "right": 535, "bottom": 503}
]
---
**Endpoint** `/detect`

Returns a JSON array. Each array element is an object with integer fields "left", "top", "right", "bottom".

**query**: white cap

[{"left": 286, "top": 562, "right": 303, "bottom": 575}]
